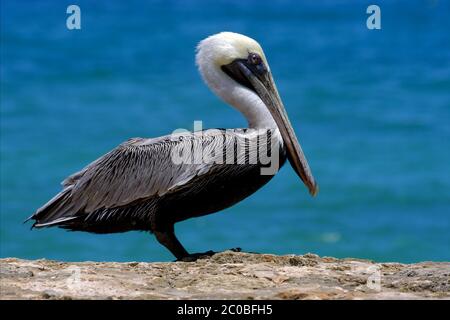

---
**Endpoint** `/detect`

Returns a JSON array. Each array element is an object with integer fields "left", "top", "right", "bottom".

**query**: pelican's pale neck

[{"left": 197, "top": 60, "right": 277, "bottom": 129}]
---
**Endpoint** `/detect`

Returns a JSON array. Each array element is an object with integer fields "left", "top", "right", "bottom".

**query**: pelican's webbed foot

[
  {"left": 154, "top": 225, "right": 243, "bottom": 262},
  {"left": 176, "top": 247, "right": 242, "bottom": 262},
  {"left": 176, "top": 250, "right": 216, "bottom": 262}
]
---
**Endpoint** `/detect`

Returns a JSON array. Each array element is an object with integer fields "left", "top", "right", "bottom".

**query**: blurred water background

[{"left": 1, "top": 0, "right": 449, "bottom": 262}]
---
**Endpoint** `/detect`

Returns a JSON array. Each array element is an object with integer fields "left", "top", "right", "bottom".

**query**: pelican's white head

[
  {"left": 196, "top": 32, "right": 273, "bottom": 129},
  {"left": 196, "top": 32, "right": 270, "bottom": 74},
  {"left": 195, "top": 32, "right": 318, "bottom": 196}
]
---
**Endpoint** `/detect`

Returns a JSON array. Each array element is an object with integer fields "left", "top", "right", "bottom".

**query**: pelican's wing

[{"left": 29, "top": 129, "right": 234, "bottom": 227}]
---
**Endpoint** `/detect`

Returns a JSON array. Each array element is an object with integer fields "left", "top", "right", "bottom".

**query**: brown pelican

[{"left": 27, "top": 32, "right": 318, "bottom": 261}]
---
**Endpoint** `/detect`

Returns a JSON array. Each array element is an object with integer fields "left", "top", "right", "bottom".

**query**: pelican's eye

[
  {"left": 247, "top": 52, "right": 267, "bottom": 76},
  {"left": 248, "top": 53, "right": 262, "bottom": 65}
]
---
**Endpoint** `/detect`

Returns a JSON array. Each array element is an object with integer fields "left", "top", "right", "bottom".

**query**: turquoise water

[{"left": 1, "top": 1, "right": 449, "bottom": 263}]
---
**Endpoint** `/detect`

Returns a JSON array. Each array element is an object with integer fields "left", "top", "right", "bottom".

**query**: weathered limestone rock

[{"left": 1, "top": 251, "right": 449, "bottom": 299}]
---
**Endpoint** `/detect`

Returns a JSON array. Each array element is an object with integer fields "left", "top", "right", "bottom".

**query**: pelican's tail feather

[{"left": 26, "top": 187, "right": 79, "bottom": 229}]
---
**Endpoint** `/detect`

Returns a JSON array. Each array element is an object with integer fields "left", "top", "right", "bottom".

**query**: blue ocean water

[{"left": 1, "top": 0, "right": 449, "bottom": 263}]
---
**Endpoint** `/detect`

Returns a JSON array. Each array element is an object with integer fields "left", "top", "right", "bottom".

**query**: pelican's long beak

[{"left": 223, "top": 60, "right": 318, "bottom": 196}]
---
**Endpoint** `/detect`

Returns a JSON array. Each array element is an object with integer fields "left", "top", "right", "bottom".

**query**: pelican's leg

[
  {"left": 154, "top": 225, "right": 217, "bottom": 262},
  {"left": 154, "top": 226, "right": 189, "bottom": 260}
]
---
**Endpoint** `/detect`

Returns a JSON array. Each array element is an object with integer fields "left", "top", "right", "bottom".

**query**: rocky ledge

[{"left": 1, "top": 251, "right": 449, "bottom": 300}]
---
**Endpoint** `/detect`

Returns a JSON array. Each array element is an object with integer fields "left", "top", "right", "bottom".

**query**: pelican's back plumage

[{"left": 29, "top": 129, "right": 285, "bottom": 234}]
